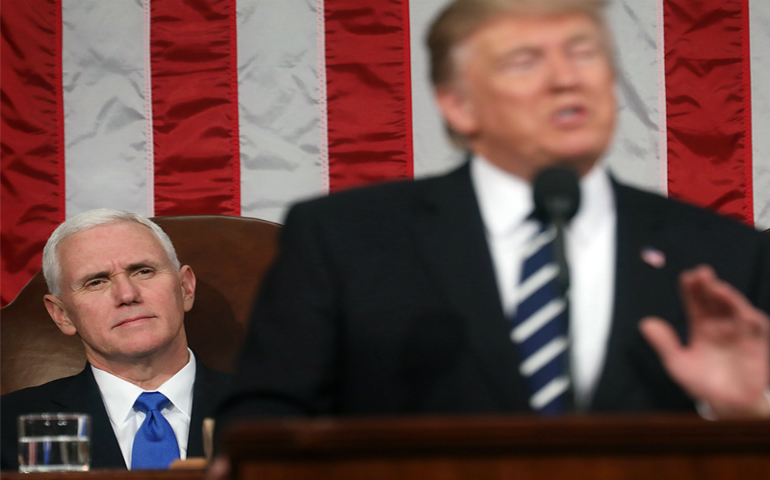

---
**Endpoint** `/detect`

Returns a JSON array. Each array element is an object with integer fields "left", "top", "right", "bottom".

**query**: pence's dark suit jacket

[
  {"left": 217, "top": 163, "right": 770, "bottom": 422},
  {"left": 1, "top": 356, "right": 231, "bottom": 470}
]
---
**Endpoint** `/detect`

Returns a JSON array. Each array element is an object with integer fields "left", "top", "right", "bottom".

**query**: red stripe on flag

[
  {"left": 740, "top": 0, "right": 753, "bottom": 226},
  {"left": 324, "top": 1, "right": 414, "bottom": 193},
  {"left": 227, "top": 0, "right": 240, "bottom": 215},
  {"left": 150, "top": 0, "right": 240, "bottom": 216},
  {"left": 402, "top": 0, "right": 414, "bottom": 180},
  {"left": 664, "top": 0, "right": 752, "bottom": 225},
  {"left": 0, "top": 0, "right": 65, "bottom": 306}
]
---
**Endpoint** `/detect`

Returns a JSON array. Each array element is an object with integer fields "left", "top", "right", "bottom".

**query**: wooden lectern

[
  {"left": 223, "top": 415, "right": 770, "bottom": 480},
  {"left": 2, "top": 415, "right": 768, "bottom": 479}
]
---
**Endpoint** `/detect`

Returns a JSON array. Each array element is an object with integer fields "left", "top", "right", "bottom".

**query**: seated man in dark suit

[
  {"left": 1, "top": 209, "right": 231, "bottom": 470},
  {"left": 215, "top": 0, "right": 770, "bottom": 428}
]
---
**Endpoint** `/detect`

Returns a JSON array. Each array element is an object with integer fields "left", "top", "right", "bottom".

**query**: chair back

[{"left": 1, "top": 215, "right": 280, "bottom": 395}]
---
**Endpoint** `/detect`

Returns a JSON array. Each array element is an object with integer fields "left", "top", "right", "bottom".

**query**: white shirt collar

[
  {"left": 470, "top": 154, "right": 614, "bottom": 239},
  {"left": 471, "top": 155, "right": 533, "bottom": 237},
  {"left": 92, "top": 348, "right": 197, "bottom": 426},
  {"left": 570, "top": 160, "right": 615, "bottom": 245}
]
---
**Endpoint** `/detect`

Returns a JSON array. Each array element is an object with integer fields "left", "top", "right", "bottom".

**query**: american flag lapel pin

[{"left": 640, "top": 246, "right": 666, "bottom": 269}]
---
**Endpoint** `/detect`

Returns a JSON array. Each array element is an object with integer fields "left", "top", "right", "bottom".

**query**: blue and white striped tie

[{"left": 510, "top": 223, "right": 571, "bottom": 414}]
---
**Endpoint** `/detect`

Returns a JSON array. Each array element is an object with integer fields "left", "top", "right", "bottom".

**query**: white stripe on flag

[
  {"left": 143, "top": 0, "right": 155, "bottom": 217},
  {"left": 316, "top": 0, "right": 330, "bottom": 197},
  {"left": 62, "top": 0, "right": 150, "bottom": 218},
  {"left": 655, "top": 0, "right": 668, "bottom": 197},
  {"left": 237, "top": 0, "right": 326, "bottom": 224},
  {"left": 750, "top": 1, "right": 770, "bottom": 229},
  {"left": 409, "top": 0, "right": 465, "bottom": 179},
  {"left": 603, "top": 0, "right": 665, "bottom": 196}
]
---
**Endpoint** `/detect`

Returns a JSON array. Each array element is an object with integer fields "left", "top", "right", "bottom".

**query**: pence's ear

[
  {"left": 178, "top": 265, "right": 196, "bottom": 313},
  {"left": 44, "top": 294, "right": 78, "bottom": 336}
]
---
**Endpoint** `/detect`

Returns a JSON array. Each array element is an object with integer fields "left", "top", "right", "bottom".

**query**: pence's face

[{"left": 46, "top": 221, "right": 194, "bottom": 364}]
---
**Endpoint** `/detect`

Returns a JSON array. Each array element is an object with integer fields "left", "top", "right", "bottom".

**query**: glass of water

[{"left": 18, "top": 413, "right": 90, "bottom": 473}]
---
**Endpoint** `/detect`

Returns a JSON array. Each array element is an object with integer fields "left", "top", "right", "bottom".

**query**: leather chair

[{"left": 0, "top": 215, "right": 281, "bottom": 395}]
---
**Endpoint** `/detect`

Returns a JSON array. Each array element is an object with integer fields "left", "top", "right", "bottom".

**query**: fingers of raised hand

[
  {"left": 639, "top": 316, "right": 683, "bottom": 363},
  {"left": 679, "top": 265, "right": 770, "bottom": 342}
]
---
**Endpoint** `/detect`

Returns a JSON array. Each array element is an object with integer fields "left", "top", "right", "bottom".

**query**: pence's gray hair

[{"left": 42, "top": 209, "right": 180, "bottom": 297}]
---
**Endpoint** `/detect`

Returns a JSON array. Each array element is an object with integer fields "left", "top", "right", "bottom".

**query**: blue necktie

[
  {"left": 510, "top": 222, "right": 571, "bottom": 414},
  {"left": 131, "top": 392, "right": 180, "bottom": 470}
]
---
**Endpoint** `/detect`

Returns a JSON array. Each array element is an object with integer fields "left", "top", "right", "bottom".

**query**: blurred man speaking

[
  {"left": 217, "top": 0, "right": 770, "bottom": 425},
  {"left": 432, "top": 3, "right": 616, "bottom": 181},
  {"left": 1, "top": 209, "right": 231, "bottom": 470}
]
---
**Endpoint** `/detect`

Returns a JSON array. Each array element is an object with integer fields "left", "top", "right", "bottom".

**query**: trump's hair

[{"left": 427, "top": 0, "right": 611, "bottom": 148}]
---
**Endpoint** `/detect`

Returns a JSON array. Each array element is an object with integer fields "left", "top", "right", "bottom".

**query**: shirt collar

[
  {"left": 471, "top": 155, "right": 533, "bottom": 237},
  {"left": 571, "top": 159, "right": 615, "bottom": 245},
  {"left": 470, "top": 154, "right": 615, "bottom": 238},
  {"left": 92, "top": 348, "right": 197, "bottom": 426}
]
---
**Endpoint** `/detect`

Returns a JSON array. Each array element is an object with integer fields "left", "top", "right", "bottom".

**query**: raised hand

[{"left": 639, "top": 265, "right": 770, "bottom": 418}]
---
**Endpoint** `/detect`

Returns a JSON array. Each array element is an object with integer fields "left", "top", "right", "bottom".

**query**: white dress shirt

[
  {"left": 470, "top": 156, "right": 617, "bottom": 408},
  {"left": 92, "top": 349, "right": 196, "bottom": 468}
]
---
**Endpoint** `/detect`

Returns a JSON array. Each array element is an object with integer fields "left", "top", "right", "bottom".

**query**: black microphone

[{"left": 533, "top": 166, "right": 581, "bottom": 296}]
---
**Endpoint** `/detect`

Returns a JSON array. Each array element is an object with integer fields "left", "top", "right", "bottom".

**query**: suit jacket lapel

[
  {"left": 590, "top": 182, "right": 693, "bottom": 411},
  {"left": 411, "top": 163, "right": 531, "bottom": 411},
  {"left": 52, "top": 367, "right": 126, "bottom": 469},
  {"left": 187, "top": 357, "right": 220, "bottom": 458}
]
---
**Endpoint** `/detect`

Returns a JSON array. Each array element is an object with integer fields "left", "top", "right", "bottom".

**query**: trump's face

[
  {"left": 437, "top": 12, "right": 616, "bottom": 180},
  {"left": 44, "top": 221, "right": 195, "bottom": 368}
]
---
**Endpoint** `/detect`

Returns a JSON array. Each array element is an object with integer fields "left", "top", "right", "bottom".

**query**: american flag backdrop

[{"left": 2, "top": 0, "right": 769, "bottom": 306}]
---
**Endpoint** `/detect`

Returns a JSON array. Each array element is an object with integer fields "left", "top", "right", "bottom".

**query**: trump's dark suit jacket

[
  {"left": 217, "top": 163, "right": 770, "bottom": 423},
  {"left": 1, "top": 356, "right": 231, "bottom": 470}
]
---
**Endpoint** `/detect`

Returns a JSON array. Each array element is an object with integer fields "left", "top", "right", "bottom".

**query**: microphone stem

[
  {"left": 553, "top": 217, "right": 570, "bottom": 298},
  {"left": 552, "top": 216, "right": 577, "bottom": 412}
]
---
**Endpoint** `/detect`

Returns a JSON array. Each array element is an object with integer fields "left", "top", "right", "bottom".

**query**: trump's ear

[
  {"left": 435, "top": 85, "right": 478, "bottom": 138},
  {"left": 179, "top": 265, "right": 196, "bottom": 313},
  {"left": 44, "top": 294, "right": 78, "bottom": 336}
]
